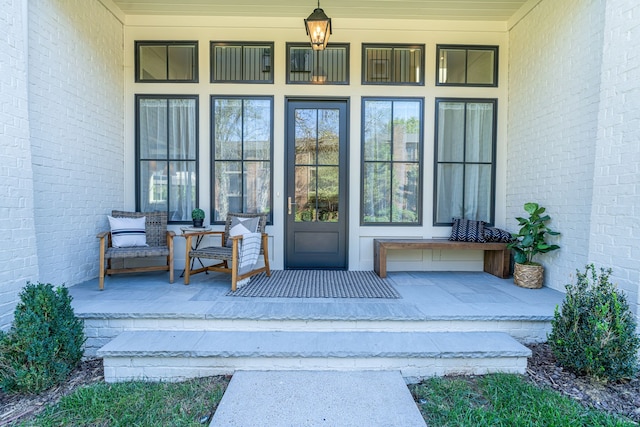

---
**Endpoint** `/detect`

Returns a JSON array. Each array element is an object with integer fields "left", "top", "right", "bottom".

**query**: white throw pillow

[{"left": 108, "top": 216, "right": 148, "bottom": 248}]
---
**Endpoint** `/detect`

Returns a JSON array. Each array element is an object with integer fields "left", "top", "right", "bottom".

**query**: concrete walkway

[{"left": 210, "top": 370, "right": 426, "bottom": 427}]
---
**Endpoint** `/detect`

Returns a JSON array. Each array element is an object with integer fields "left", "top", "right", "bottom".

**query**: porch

[{"left": 68, "top": 270, "right": 565, "bottom": 382}]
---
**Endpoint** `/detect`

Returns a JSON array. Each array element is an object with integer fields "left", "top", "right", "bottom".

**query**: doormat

[{"left": 225, "top": 270, "right": 401, "bottom": 299}]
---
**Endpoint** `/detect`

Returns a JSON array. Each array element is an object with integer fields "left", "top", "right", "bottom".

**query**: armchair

[
  {"left": 183, "top": 212, "right": 271, "bottom": 291},
  {"left": 97, "top": 210, "right": 175, "bottom": 290}
]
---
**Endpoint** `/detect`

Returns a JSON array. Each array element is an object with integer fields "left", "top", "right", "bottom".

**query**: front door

[{"left": 285, "top": 99, "right": 348, "bottom": 269}]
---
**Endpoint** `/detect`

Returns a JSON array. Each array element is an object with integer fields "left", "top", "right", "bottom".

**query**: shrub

[
  {"left": 549, "top": 264, "right": 640, "bottom": 382},
  {"left": 0, "top": 282, "right": 85, "bottom": 393}
]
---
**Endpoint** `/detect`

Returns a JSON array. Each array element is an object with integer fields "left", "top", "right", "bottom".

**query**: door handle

[{"left": 288, "top": 197, "right": 296, "bottom": 215}]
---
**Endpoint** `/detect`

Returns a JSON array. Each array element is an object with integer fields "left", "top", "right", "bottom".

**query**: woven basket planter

[{"left": 513, "top": 263, "right": 544, "bottom": 289}]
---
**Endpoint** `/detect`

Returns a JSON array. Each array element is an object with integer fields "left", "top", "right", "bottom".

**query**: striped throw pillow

[{"left": 108, "top": 216, "right": 148, "bottom": 248}]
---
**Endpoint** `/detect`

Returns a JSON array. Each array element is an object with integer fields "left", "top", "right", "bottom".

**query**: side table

[{"left": 180, "top": 226, "right": 212, "bottom": 277}]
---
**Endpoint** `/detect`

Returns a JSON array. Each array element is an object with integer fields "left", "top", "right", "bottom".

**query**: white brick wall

[
  {"left": 508, "top": 0, "right": 606, "bottom": 287},
  {"left": 509, "top": 0, "right": 639, "bottom": 320},
  {"left": 590, "top": 0, "right": 640, "bottom": 315},
  {"left": 0, "top": 0, "right": 124, "bottom": 329},
  {"left": 0, "top": 0, "right": 39, "bottom": 330},
  {"left": 28, "top": 0, "right": 124, "bottom": 284}
]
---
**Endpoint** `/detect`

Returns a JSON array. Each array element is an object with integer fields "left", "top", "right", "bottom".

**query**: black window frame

[
  {"left": 361, "top": 43, "right": 425, "bottom": 86},
  {"left": 436, "top": 44, "right": 499, "bottom": 87},
  {"left": 211, "top": 95, "right": 274, "bottom": 225},
  {"left": 135, "top": 41, "right": 199, "bottom": 83},
  {"left": 433, "top": 98, "right": 498, "bottom": 227},
  {"left": 210, "top": 41, "right": 275, "bottom": 84},
  {"left": 135, "top": 94, "right": 199, "bottom": 223},
  {"left": 286, "top": 42, "right": 350, "bottom": 85},
  {"left": 361, "top": 97, "right": 424, "bottom": 226}
]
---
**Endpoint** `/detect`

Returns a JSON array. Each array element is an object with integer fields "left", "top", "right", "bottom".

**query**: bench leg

[
  {"left": 373, "top": 242, "right": 388, "bottom": 278},
  {"left": 484, "top": 249, "right": 510, "bottom": 279}
]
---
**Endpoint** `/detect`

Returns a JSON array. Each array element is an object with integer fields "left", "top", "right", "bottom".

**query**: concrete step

[
  {"left": 210, "top": 370, "right": 427, "bottom": 427},
  {"left": 97, "top": 330, "right": 531, "bottom": 382}
]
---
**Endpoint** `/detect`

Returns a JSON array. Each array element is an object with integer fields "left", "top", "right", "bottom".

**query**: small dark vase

[{"left": 192, "top": 219, "right": 204, "bottom": 228}]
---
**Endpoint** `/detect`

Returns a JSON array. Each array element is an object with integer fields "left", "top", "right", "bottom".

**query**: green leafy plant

[
  {"left": 549, "top": 264, "right": 640, "bottom": 382},
  {"left": 507, "top": 202, "right": 560, "bottom": 265},
  {"left": 191, "top": 208, "right": 205, "bottom": 220},
  {"left": 0, "top": 282, "right": 85, "bottom": 393}
]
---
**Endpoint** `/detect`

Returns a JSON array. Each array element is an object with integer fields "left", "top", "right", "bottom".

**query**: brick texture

[
  {"left": 508, "top": 0, "right": 639, "bottom": 319},
  {"left": 0, "top": 0, "right": 124, "bottom": 329},
  {"left": 0, "top": 0, "right": 39, "bottom": 330},
  {"left": 589, "top": 0, "right": 640, "bottom": 314},
  {"left": 28, "top": 0, "right": 124, "bottom": 284}
]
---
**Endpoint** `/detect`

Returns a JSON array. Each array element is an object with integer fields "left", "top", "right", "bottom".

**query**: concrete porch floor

[{"left": 68, "top": 270, "right": 565, "bottom": 327}]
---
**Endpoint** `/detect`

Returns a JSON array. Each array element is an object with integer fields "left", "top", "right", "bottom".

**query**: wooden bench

[{"left": 373, "top": 238, "right": 510, "bottom": 279}]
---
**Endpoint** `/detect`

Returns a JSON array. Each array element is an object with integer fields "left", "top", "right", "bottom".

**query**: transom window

[
  {"left": 434, "top": 98, "right": 497, "bottom": 225},
  {"left": 135, "top": 41, "right": 198, "bottom": 82},
  {"left": 286, "top": 43, "right": 349, "bottom": 84},
  {"left": 136, "top": 95, "right": 198, "bottom": 222},
  {"left": 436, "top": 45, "right": 498, "bottom": 86},
  {"left": 210, "top": 42, "right": 274, "bottom": 83},
  {"left": 362, "top": 44, "right": 424, "bottom": 85},
  {"left": 361, "top": 98, "right": 423, "bottom": 224},
  {"left": 212, "top": 96, "right": 273, "bottom": 223}
]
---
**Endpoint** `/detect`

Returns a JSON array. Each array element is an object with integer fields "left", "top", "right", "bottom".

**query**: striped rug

[{"left": 225, "top": 270, "right": 400, "bottom": 299}]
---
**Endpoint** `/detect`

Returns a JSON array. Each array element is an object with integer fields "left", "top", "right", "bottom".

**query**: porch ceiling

[{"left": 110, "top": 0, "right": 532, "bottom": 21}]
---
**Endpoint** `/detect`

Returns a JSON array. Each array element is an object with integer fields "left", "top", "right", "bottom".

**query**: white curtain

[
  {"left": 139, "top": 99, "right": 168, "bottom": 213},
  {"left": 436, "top": 102, "right": 464, "bottom": 222},
  {"left": 168, "top": 99, "right": 196, "bottom": 221},
  {"left": 464, "top": 103, "right": 493, "bottom": 221},
  {"left": 436, "top": 101, "right": 493, "bottom": 223},
  {"left": 139, "top": 98, "right": 196, "bottom": 221}
]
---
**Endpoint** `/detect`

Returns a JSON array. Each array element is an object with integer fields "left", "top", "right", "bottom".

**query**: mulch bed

[
  {"left": 525, "top": 343, "right": 640, "bottom": 423},
  {"left": 0, "top": 358, "right": 104, "bottom": 425}
]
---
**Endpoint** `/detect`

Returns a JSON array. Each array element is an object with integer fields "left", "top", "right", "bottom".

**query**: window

[
  {"left": 286, "top": 43, "right": 349, "bottom": 84},
  {"left": 212, "top": 97, "right": 273, "bottom": 223},
  {"left": 211, "top": 42, "right": 274, "bottom": 83},
  {"left": 135, "top": 41, "right": 198, "bottom": 82},
  {"left": 434, "top": 99, "right": 497, "bottom": 225},
  {"left": 362, "top": 44, "right": 424, "bottom": 85},
  {"left": 362, "top": 98, "right": 423, "bottom": 224},
  {"left": 437, "top": 45, "right": 498, "bottom": 86},
  {"left": 136, "top": 95, "right": 198, "bottom": 222}
]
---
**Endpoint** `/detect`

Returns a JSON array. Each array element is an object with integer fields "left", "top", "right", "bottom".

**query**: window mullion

[
  {"left": 240, "top": 100, "right": 246, "bottom": 213},
  {"left": 165, "top": 46, "right": 170, "bottom": 81},
  {"left": 464, "top": 50, "right": 469, "bottom": 84},
  {"left": 314, "top": 110, "right": 320, "bottom": 221},
  {"left": 389, "top": 103, "right": 395, "bottom": 220},
  {"left": 461, "top": 101, "right": 468, "bottom": 218},
  {"left": 165, "top": 99, "right": 172, "bottom": 216}
]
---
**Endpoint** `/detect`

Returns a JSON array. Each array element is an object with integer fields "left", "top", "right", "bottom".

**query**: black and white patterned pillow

[
  {"left": 225, "top": 216, "right": 260, "bottom": 248},
  {"left": 483, "top": 226, "right": 514, "bottom": 243},
  {"left": 449, "top": 218, "right": 486, "bottom": 243}
]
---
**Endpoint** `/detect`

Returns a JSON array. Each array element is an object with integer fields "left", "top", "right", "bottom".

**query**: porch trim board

[{"left": 373, "top": 239, "right": 510, "bottom": 279}]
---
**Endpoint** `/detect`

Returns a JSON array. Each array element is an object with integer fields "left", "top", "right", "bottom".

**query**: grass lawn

[
  {"left": 16, "top": 376, "right": 229, "bottom": 427},
  {"left": 409, "top": 373, "right": 636, "bottom": 427},
  {"left": 14, "top": 373, "right": 635, "bottom": 426}
]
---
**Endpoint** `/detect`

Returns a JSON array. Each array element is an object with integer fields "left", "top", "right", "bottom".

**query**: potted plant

[
  {"left": 507, "top": 202, "right": 560, "bottom": 288},
  {"left": 191, "top": 208, "right": 205, "bottom": 228}
]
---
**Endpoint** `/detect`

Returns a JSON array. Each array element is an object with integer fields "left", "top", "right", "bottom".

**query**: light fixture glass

[{"left": 304, "top": 1, "right": 332, "bottom": 51}]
